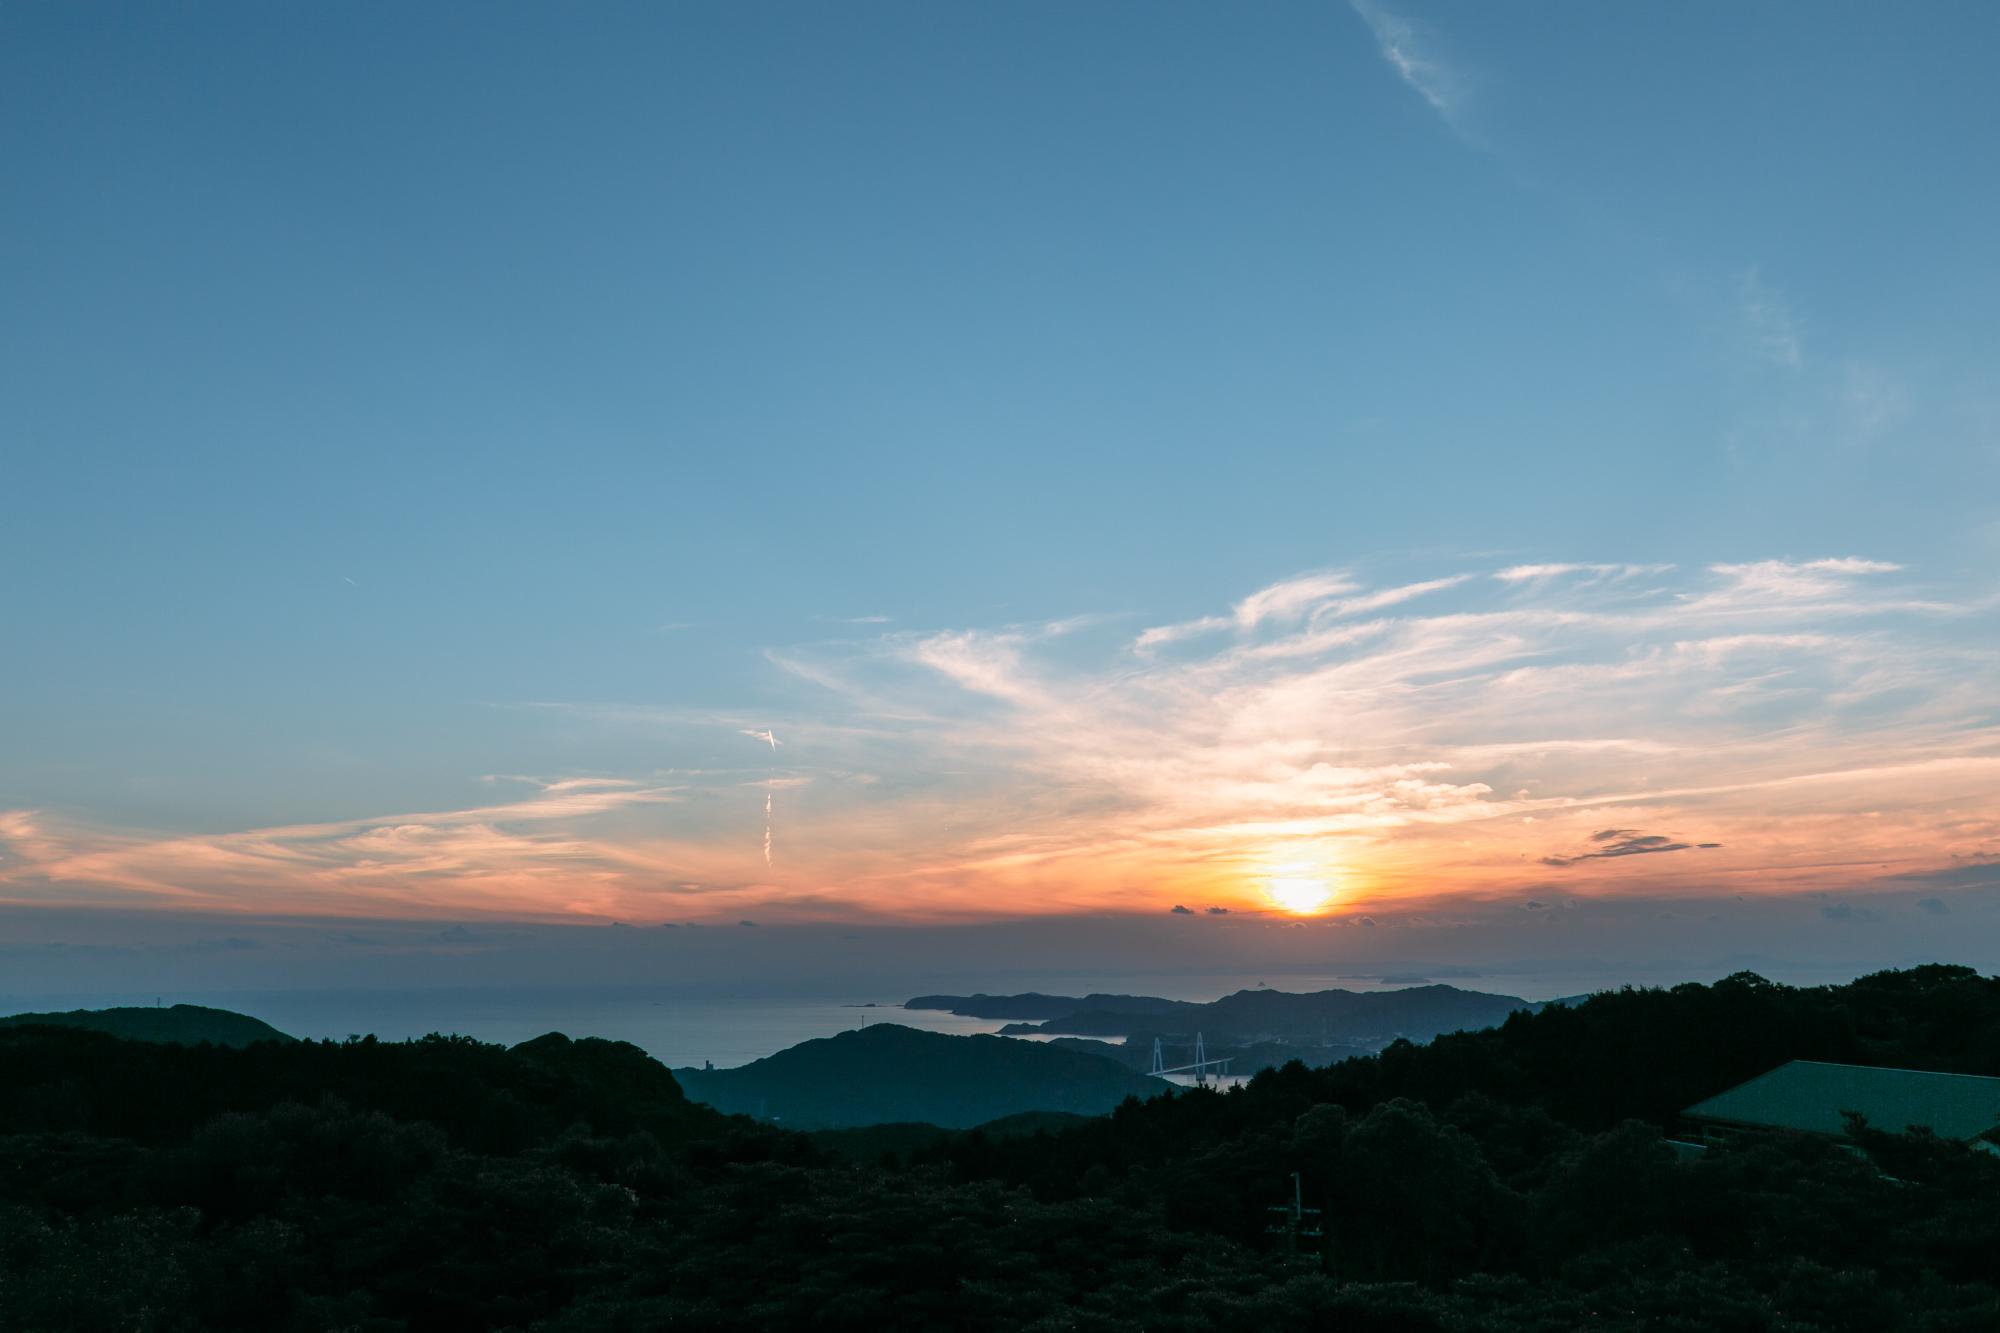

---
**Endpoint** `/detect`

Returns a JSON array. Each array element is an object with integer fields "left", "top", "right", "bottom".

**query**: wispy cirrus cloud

[
  {"left": 1233, "top": 570, "right": 1361, "bottom": 628},
  {"left": 1138, "top": 572, "right": 1465, "bottom": 656},
  {"left": 756, "top": 557, "right": 1993, "bottom": 916},
  {"left": 0, "top": 778, "right": 691, "bottom": 919},
  {"left": 1348, "top": 0, "right": 1478, "bottom": 142},
  {"left": 4, "top": 558, "right": 1994, "bottom": 925},
  {"left": 1737, "top": 266, "right": 1805, "bottom": 370},
  {"left": 1719, "top": 270, "right": 1929, "bottom": 457}
]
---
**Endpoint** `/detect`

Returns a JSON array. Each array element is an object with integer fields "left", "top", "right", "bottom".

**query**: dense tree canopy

[{"left": 1, "top": 967, "right": 1996, "bottom": 1330}]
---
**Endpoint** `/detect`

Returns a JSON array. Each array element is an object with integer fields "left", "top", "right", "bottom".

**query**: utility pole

[{"left": 1265, "top": 1171, "right": 1324, "bottom": 1263}]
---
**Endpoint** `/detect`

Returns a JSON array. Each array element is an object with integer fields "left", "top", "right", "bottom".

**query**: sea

[{"left": 0, "top": 961, "right": 1879, "bottom": 1071}]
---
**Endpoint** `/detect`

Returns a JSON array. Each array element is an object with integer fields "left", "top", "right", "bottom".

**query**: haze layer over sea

[{"left": 0, "top": 961, "right": 1884, "bottom": 1069}]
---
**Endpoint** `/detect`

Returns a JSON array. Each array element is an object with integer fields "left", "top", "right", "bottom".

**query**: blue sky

[{"left": 2, "top": 4, "right": 1996, "bottom": 972}]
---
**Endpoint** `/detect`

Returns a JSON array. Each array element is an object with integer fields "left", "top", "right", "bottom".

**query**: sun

[{"left": 1264, "top": 875, "right": 1334, "bottom": 915}]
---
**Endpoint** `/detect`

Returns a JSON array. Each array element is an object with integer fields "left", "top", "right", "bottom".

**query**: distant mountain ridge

[
  {"left": 675, "top": 1023, "right": 1163, "bottom": 1129},
  {"left": 0, "top": 1003, "right": 293, "bottom": 1048},
  {"left": 903, "top": 992, "right": 1196, "bottom": 1021},
  {"left": 907, "top": 983, "right": 1536, "bottom": 1045}
]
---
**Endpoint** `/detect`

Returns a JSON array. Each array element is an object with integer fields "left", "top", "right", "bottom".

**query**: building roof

[{"left": 1684, "top": 1060, "right": 2000, "bottom": 1141}]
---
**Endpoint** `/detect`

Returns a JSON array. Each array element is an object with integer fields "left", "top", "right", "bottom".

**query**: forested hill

[
  {"left": 674, "top": 1023, "right": 1164, "bottom": 1128},
  {"left": 0, "top": 1002, "right": 293, "bottom": 1047},
  {"left": 935, "top": 965, "right": 2000, "bottom": 1193},
  {"left": 912, "top": 965, "right": 2000, "bottom": 1326},
  {"left": 0, "top": 1025, "right": 729, "bottom": 1152}
]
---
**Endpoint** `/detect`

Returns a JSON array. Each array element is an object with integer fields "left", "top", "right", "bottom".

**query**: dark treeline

[{"left": 2, "top": 967, "right": 1998, "bottom": 1331}]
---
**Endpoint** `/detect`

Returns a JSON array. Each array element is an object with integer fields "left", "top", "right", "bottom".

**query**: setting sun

[{"left": 1264, "top": 876, "right": 1335, "bottom": 915}]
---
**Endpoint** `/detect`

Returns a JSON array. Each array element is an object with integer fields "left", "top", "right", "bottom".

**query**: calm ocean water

[{"left": 1, "top": 962, "right": 1874, "bottom": 1070}]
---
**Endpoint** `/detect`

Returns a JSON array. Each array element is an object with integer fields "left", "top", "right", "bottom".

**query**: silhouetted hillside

[
  {"left": 1044, "top": 1035, "right": 1140, "bottom": 1064},
  {"left": 0, "top": 1024, "right": 726, "bottom": 1153},
  {"left": 0, "top": 1002, "right": 293, "bottom": 1048},
  {"left": 674, "top": 1023, "right": 1163, "bottom": 1128}
]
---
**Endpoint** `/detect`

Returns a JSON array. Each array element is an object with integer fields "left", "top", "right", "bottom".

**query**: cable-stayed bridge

[{"left": 1148, "top": 1033, "right": 1233, "bottom": 1085}]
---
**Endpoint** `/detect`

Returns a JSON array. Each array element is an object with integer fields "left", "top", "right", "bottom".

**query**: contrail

[{"left": 743, "top": 728, "right": 779, "bottom": 865}]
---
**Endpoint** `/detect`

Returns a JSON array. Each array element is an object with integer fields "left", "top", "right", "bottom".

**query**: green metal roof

[{"left": 1684, "top": 1060, "right": 2000, "bottom": 1141}]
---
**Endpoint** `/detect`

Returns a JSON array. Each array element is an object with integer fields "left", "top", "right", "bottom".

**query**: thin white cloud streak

[
  {"left": 1138, "top": 572, "right": 1463, "bottom": 657},
  {"left": 1135, "top": 616, "right": 1231, "bottom": 653},
  {"left": 1494, "top": 563, "right": 1675, "bottom": 584}
]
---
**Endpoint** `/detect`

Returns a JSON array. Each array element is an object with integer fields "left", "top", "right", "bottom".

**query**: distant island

[
  {"left": 903, "top": 991, "right": 1194, "bottom": 1022},
  {"left": 905, "top": 983, "right": 1542, "bottom": 1076}
]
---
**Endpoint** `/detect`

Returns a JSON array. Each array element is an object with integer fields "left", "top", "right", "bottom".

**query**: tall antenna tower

[{"left": 1265, "top": 1171, "right": 1325, "bottom": 1263}]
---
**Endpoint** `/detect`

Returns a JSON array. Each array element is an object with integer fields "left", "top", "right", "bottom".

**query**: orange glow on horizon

[{"left": 0, "top": 562, "right": 1994, "bottom": 926}]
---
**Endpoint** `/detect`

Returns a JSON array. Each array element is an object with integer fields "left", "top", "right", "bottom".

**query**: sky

[{"left": 2, "top": 3, "right": 1997, "bottom": 991}]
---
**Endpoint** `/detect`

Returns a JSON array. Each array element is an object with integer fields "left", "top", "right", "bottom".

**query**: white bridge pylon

[{"left": 1148, "top": 1033, "right": 1234, "bottom": 1084}]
